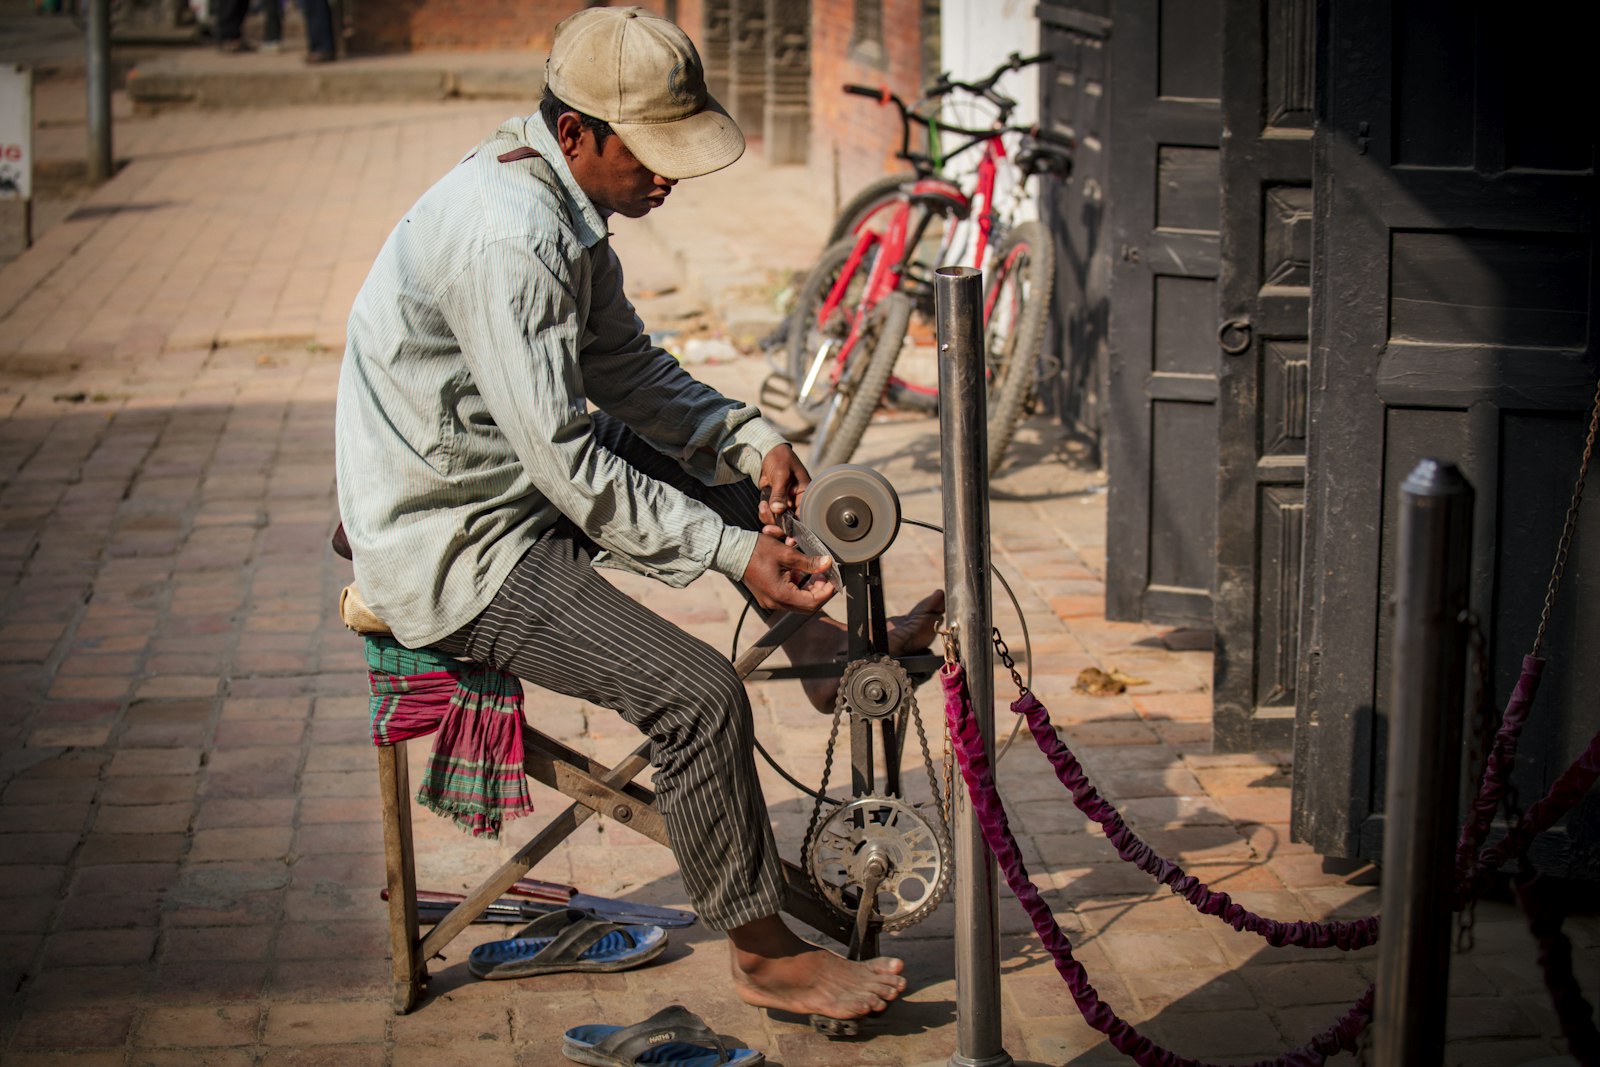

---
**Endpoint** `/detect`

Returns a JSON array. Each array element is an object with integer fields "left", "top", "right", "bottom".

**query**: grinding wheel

[{"left": 799, "top": 465, "right": 901, "bottom": 564}]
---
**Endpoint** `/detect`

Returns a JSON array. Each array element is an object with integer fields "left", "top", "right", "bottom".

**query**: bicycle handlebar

[
  {"left": 843, "top": 83, "right": 886, "bottom": 100},
  {"left": 925, "top": 51, "right": 1051, "bottom": 107},
  {"left": 839, "top": 52, "right": 1061, "bottom": 176}
]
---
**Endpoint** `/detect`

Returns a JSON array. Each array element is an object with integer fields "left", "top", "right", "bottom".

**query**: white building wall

[
  {"left": 939, "top": 0, "right": 1042, "bottom": 222},
  {"left": 940, "top": 0, "right": 1041, "bottom": 129}
]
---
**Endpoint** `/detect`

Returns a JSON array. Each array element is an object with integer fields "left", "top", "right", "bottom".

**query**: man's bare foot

[
  {"left": 789, "top": 589, "right": 945, "bottom": 712},
  {"left": 727, "top": 916, "right": 907, "bottom": 1020}
]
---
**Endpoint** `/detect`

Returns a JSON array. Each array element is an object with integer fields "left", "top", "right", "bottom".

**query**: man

[{"left": 335, "top": 6, "right": 940, "bottom": 1022}]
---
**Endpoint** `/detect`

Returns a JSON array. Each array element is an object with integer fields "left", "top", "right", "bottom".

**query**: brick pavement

[{"left": 0, "top": 56, "right": 1593, "bottom": 1067}]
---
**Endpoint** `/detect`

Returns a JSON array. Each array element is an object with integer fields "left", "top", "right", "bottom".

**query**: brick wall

[
  {"left": 808, "top": 0, "right": 927, "bottom": 215},
  {"left": 348, "top": 0, "right": 679, "bottom": 56}
]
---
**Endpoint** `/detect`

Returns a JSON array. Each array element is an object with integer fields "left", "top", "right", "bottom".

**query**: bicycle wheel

[
  {"left": 811, "top": 292, "right": 913, "bottom": 469},
  {"left": 826, "top": 173, "right": 917, "bottom": 245},
  {"left": 983, "top": 220, "right": 1056, "bottom": 474},
  {"left": 787, "top": 237, "right": 882, "bottom": 428}
]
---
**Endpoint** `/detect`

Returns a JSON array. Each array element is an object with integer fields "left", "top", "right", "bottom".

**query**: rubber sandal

[
  {"left": 562, "top": 1004, "right": 764, "bottom": 1066},
  {"left": 468, "top": 907, "right": 667, "bottom": 980}
]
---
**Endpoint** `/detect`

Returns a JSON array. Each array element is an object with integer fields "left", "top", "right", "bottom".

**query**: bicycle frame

[{"left": 801, "top": 129, "right": 1012, "bottom": 404}]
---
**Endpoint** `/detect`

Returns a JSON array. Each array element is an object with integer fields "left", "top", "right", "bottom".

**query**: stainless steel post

[
  {"left": 86, "top": 0, "right": 113, "bottom": 183},
  {"left": 1374, "top": 458, "right": 1474, "bottom": 1067},
  {"left": 937, "top": 265, "right": 1012, "bottom": 1067}
]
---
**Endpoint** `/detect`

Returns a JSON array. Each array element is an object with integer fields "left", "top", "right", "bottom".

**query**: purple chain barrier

[
  {"left": 941, "top": 664, "right": 1373, "bottom": 1067},
  {"left": 1453, "top": 654, "right": 1546, "bottom": 898},
  {"left": 1475, "top": 723, "right": 1600, "bottom": 883},
  {"left": 1516, "top": 874, "right": 1600, "bottom": 1066},
  {"left": 1005, "top": 682, "right": 1378, "bottom": 949}
]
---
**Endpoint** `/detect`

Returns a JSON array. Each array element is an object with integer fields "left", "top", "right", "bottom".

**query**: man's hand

[
  {"left": 743, "top": 530, "right": 835, "bottom": 613},
  {"left": 758, "top": 443, "right": 810, "bottom": 527}
]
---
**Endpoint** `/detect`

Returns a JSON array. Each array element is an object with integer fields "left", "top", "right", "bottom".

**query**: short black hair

[{"left": 540, "top": 86, "right": 615, "bottom": 148}]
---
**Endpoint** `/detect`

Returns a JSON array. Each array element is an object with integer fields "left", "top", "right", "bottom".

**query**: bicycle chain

[
  {"left": 800, "top": 683, "right": 848, "bottom": 899},
  {"left": 803, "top": 655, "right": 954, "bottom": 917}
]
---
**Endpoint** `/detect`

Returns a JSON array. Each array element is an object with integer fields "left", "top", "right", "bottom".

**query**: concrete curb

[{"left": 125, "top": 52, "right": 545, "bottom": 111}]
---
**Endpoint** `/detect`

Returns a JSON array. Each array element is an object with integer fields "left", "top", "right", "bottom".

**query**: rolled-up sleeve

[{"left": 440, "top": 235, "right": 760, "bottom": 584}]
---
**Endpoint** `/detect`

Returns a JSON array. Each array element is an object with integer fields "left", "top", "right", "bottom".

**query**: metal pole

[
  {"left": 937, "top": 265, "right": 1011, "bottom": 1067},
  {"left": 86, "top": 0, "right": 113, "bottom": 183},
  {"left": 1374, "top": 458, "right": 1474, "bottom": 1067}
]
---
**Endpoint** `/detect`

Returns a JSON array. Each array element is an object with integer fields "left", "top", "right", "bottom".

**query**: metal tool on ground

[{"left": 383, "top": 888, "right": 698, "bottom": 928}]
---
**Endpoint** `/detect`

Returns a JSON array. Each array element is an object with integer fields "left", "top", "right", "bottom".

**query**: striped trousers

[{"left": 433, "top": 413, "right": 784, "bottom": 930}]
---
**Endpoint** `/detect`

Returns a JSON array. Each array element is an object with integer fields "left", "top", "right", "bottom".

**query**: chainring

[{"left": 805, "top": 794, "right": 951, "bottom": 932}]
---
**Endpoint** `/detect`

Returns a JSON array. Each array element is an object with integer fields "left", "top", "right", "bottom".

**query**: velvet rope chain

[
  {"left": 940, "top": 663, "right": 1371, "bottom": 1067},
  {"left": 984, "top": 628, "right": 1378, "bottom": 951},
  {"left": 940, "top": 652, "right": 1600, "bottom": 1065},
  {"left": 933, "top": 379, "right": 1600, "bottom": 1063}
]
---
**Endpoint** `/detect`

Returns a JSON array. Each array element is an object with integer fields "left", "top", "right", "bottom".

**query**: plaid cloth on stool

[{"left": 364, "top": 635, "right": 533, "bottom": 839}]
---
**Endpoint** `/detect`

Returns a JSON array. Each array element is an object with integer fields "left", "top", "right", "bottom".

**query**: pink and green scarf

[{"left": 365, "top": 636, "right": 532, "bottom": 839}]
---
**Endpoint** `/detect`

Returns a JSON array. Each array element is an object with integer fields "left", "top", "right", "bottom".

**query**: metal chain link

[
  {"left": 943, "top": 722, "right": 956, "bottom": 829},
  {"left": 801, "top": 686, "right": 847, "bottom": 898},
  {"left": 905, "top": 681, "right": 952, "bottom": 841},
  {"left": 993, "top": 626, "right": 1029, "bottom": 698},
  {"left": 939, "top": 625, "right": 961, "bottom": 835},
  {"left": 1532, "top": 374, "right": 1600, "bottom": 659}
]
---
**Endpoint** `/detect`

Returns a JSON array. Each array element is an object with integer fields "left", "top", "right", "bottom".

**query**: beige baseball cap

[{"left": 545, "top": 6, "right": 745, "bottom": 181}]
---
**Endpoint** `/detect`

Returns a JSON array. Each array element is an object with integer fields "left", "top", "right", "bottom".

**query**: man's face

[{"left": 558, "top": 114, "right": 677, "bottom": 219}]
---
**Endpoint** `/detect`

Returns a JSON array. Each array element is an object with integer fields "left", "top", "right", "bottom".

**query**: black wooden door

[
  {"left": 1211, "top": 0, "right": 1315, "bottom": 752},
  {"left": 1291, "top": 0, "right": 1599, "bottom": 871},
  {"left": 1037, "top": 1, "right": 1112, "bottom": 457},
  {"left": 1104, "top": 0, "right": 1223, "bottom": 627}
]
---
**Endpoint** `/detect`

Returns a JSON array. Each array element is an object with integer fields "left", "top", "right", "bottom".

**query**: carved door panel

[
  {"left": 1211, "top": 0, "right": 1315, "bottom": 752},
  {"left": 1104, "top": 0, "right": 1224, "bottom": 627},
  {"left": 1291, "top": 0, "right": 1599, "bottom": 871}
]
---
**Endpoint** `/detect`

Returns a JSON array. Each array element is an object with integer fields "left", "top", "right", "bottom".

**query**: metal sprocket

[
  {"left": 805, "top": 794, "right": 951, "bottom": 932},
  {"left": 840, "top": 654, "right": 910, "bottom": 720}
]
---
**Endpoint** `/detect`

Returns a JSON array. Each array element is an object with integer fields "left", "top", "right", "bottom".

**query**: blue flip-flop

[
  {"left": 468, "top": 907, "right": 666, "bottom": 980},
  {"left": 562, "top": 1005, "right": 764, "bottom": 1066}
]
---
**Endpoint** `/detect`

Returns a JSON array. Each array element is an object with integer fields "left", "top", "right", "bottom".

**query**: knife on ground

[{"left": 381, "top": 887, "right": 697, "bottom": 928}]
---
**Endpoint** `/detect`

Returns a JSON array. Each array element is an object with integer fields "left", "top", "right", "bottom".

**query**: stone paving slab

[{"left": 0, "top": 71, "right": 1593, "bottom": 1067}]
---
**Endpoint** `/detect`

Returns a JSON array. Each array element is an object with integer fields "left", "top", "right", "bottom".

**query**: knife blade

[{"left": 782, "top": 511, "right": 844, "bottom": 596}]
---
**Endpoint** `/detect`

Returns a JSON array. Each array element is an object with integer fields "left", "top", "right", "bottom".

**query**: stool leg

[{"left": 378, "top": 741, "right": 422, "bottom": 1013}]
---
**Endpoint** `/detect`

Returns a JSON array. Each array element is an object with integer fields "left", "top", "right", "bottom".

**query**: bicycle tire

[
  {"left": 787, "top": 237, "right": 881, "bottom": 428},
  {"left": 826, "top": 173, "right": 918, "bottom": 245},
  {"left": 983, "top": 220, "right": 1055, "bottom": 474},
  {"left": 813, "top": 291, "right": 912, "bottom": 468}
]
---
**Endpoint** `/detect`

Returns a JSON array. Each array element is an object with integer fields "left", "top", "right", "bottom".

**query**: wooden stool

[{"left": 375, "top": 609, "right": 853, "bottom": 1014}]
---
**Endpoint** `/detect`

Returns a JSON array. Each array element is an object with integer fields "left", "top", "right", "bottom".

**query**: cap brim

[{"left": 610, "top": 95, "right": 746, "bottom": 181}]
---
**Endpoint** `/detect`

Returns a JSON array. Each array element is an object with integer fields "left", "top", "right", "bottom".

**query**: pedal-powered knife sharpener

[{"left": 750, "top": 465, "right": 953, "bottom": 971}]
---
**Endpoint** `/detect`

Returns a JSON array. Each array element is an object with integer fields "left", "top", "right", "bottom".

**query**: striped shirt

[{"left": 335, "top": 115, "right": 787, "bottom": 649}]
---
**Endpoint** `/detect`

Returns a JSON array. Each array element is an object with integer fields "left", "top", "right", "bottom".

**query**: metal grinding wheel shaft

[{"left": 937, "top": 266, "right": 1011, "bottom": 1067}]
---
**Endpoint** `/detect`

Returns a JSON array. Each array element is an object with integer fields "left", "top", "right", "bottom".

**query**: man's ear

[{"left": 555, "top": 112, "right": 587, "bottom": 162}]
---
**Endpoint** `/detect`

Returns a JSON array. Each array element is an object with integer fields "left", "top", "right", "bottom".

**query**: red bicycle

[{"left": 785, "top": 53, "right": 1074, "bottom": 473}]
